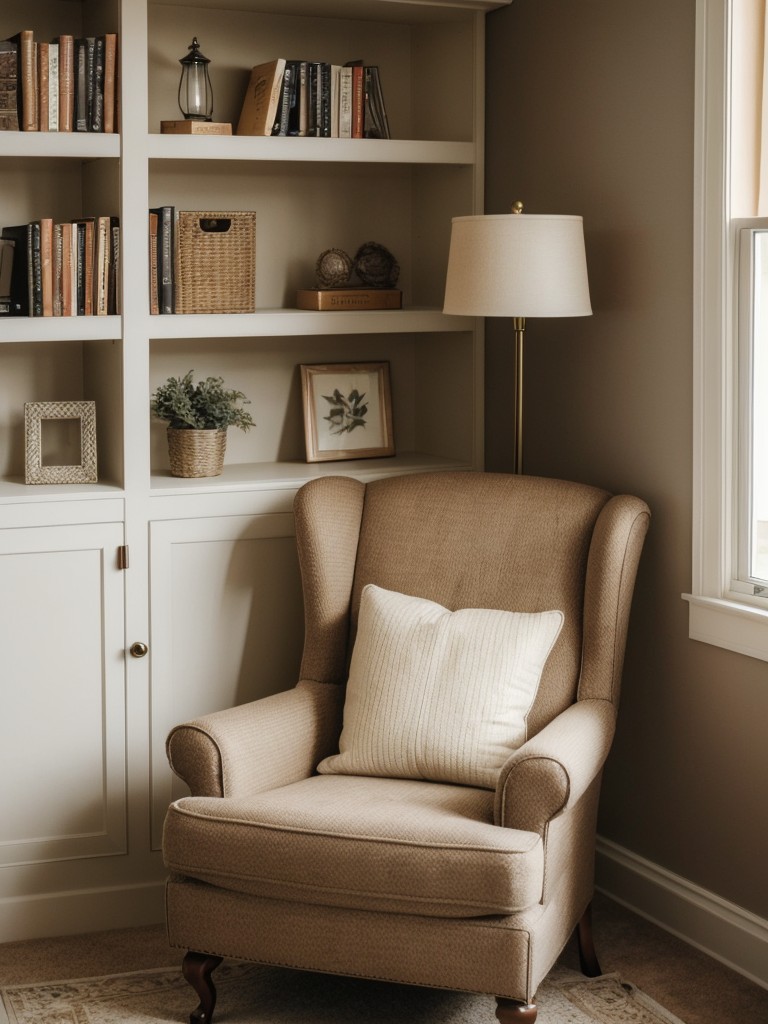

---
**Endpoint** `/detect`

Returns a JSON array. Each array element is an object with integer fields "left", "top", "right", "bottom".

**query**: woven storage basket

[
  {"left": 175, "top": 211, "right": 256, "bottom": 314},
  {"left": 167, "top": 428, "right": 227, "bottom": 478}
]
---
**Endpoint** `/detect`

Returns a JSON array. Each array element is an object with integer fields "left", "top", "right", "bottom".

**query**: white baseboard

[
  {"left": 0, "top": 882, "right": 165, "bottom": 943},
  {"left": 596, "top": 835, "right": 768, "bottom": 990}
]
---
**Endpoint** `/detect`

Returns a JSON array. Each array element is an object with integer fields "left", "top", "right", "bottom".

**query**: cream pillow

[{"left": 318, "top": 584, "right": 563, "bottom": 789}]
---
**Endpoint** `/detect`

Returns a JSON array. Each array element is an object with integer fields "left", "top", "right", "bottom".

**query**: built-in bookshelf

[{"left": 0, "top": 0, "right": 509, "bottom": 943}]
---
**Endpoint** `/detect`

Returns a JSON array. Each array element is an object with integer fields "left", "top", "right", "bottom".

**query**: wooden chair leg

[
  {"left": 182, "top": 951, "right": 223, "bottom": 1024},
  {"left": 575, "top": 901, "right": 602, "bottom": 977},
  {"left": 496, "top": 997, "right": 538, "bottom": 1022}
]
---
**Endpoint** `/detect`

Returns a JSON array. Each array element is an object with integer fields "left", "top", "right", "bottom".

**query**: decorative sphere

[
  {"left": 315, "top": 248, "right": 353, "bottom": 287},
  {"left": 353, "top": 242, "right": 400, "bottom": 288}
]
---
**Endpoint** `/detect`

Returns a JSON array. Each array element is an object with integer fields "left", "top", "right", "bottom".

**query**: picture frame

[
  {"left": 300, "top": 362, "right": 395, "bottom": 463},
  {"left": 24, "top": 400, "right": 98, "bottom": 484}
]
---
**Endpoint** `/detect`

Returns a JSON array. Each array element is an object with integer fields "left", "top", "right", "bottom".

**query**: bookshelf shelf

[
  {"left": 146, "top": 308, "right": 473, "bottom": 339},
  {"left": 0, "top": 0, "right": 508, "bottom": 943},
  {"left": 146, "top": 135, "right": 476, "bottom": 166}
]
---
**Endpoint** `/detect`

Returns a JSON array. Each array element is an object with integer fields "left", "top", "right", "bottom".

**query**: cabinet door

[
  {"left": 0, "top": 522, "right": 126, "bottom": 866},
  {"left": 149, "top": 512, "right": 303, "bottom": 845}
]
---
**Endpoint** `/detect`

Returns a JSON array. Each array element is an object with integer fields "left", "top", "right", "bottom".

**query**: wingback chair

[{"left": 163, "top": 471, "right": 650, "bottom": 1024}]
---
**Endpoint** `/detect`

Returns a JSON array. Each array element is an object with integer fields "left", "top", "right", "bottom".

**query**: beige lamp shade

[{"left": 443, "top": 213, "right": 592, "bottom": 318}]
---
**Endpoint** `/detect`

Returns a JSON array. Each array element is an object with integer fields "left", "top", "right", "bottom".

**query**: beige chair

[{"left": 163, "top": 471, "right": 650, "bottom": 1023}]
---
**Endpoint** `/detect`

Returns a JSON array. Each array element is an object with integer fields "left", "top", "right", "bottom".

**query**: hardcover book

[
  {"left": 57, "top": 35, "right": 74, "bottom": 132},
  {"left": 0, "top": 39, "right": 19, "bottom": 131},
  {"left": 161, "top": 120, "right": 232, "bottom": 135},
  {"left": 236, "top": 58, "right": 286, "bottom": 136}
]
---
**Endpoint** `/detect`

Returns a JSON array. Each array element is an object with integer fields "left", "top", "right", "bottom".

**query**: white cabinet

[{"left": 0, "top": 0, "right": 508, "bottom": 940}]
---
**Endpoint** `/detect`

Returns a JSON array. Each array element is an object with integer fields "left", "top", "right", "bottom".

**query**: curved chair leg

[
  {"left": 496, "top": 997, "right": 538, "bottom": 1022},
  {"left": 575, "top": 901, "right": 602, "bottom": 977},
  {"left": 182, "top": 951, "right": 223, "bottom": 1024}
]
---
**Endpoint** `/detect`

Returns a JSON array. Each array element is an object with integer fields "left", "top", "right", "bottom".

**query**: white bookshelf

[{"left": 0, "top": 0, "right": 509, "bottom": 942}]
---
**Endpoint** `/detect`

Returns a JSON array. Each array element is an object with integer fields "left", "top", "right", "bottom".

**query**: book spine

[
  {"left": 351, "top": 65, "right": 363, "bottom": 139},
  {"left": 103, "top": 34, "right": 117, "bottom": 134},
  {"left": 152, "top": 206, "right": 174, "bottom": 314},
  {"left": 148, "top": 212, "right": 159, "bottom": 315},
  {"left": 95, "top": 215, "right": 110, "bottom": 315},
  {"left": 52, "top": 224, "right": 63, "bottom": 316},
  {"left": 58, "top": 35, "right": 74, "bottom": 131},
  {"left": 74, "top": 38, "right": 87, "bottom": 131},
  {"left": 273, "top": 61, "right": 294, "bottom": 136},
  {"left": 75, "top": 221, "right": 86, "bottom": 314},
  {"left": 39, "top": 217, "right": 53, "bottom": 316},
  {"left": 30, "top": 221, "right": 42, "bottom": 316},
  {"left": 109, "top": 218, "right": 120, "bottom": 315},
  {"left": 38, "top": 42, "right": 49, "bottom": 132},
  {"left": 0, "top": 40, "right": 20, "bottom": 131},
  {"left": 61, "top": 223, "right": 73, "bottom": 316},
  {"left": 338, "top": 66, "right": 352, "bottom": 139},
  {"left": 48, "top": 43, "right": 58, "bottom": 131},
  {"left": 320, "top": 62, "right": 331, "bottom": 138},
  {"left": 90, "top": 36, "right": 104, "bottom": 131},
  {"left": 85, "top": 37, "right": 96, "bottom": 132},
  {"left": 0, "top": 239, "right": 14, "bottom": 309},
  {"left": 18, "top": 30, "right": 38, "bottom": 131},
  {"left": 1, "top": 226, "right": 30, "bottom": 315}
]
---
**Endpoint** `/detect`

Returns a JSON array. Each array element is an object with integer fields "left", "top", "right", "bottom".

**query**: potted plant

[{"left": 151, "top": 370, "right": 254, "bottom": 478}]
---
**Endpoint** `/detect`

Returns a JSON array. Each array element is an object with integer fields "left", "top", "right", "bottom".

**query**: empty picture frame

[
  {"left": 300, "top": 362, "right": 395, "bottom": 462},
  {"left": 24, "top": 400, "right": 98, "bottom": 484}
]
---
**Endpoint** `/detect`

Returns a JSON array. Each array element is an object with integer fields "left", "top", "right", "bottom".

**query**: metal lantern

[{"left": 178, "top": 37, "right": 213, "bottom": 121}]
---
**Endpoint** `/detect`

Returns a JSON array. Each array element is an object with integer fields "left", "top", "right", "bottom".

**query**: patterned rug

[{"left": 0, "top": 962, "right": 687, "bottom": 1024}]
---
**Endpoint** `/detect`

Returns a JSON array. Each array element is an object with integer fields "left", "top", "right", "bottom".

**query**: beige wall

[{"left": 485, "top": 0, "right": 768, "bottom": 920}]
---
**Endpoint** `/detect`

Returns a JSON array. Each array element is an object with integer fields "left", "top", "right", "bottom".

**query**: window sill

[{"left": 683, "top": 593, "right": 768, "bottom": 662}]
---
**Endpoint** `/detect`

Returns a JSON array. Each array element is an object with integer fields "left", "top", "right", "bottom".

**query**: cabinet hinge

[{"left": 117, "top": 545, "right": 129, "bottom": 570}]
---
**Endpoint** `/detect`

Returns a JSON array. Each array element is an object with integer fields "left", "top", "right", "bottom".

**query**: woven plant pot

[{"left": 167, "top": 427, "right": 227, "bottom": 478}]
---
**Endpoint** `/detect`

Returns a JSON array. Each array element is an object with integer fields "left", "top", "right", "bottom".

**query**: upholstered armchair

[{"left": 163, "top": 471, "right": 650, "bottom": 1023}]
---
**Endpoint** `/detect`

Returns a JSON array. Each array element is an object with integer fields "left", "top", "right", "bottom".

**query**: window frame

[{"left": 686, "top": 0, "right": 768, "bottom": 661}]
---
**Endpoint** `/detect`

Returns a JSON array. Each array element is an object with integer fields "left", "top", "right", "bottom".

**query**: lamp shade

[{"left": 443, "top": 213, "right": 592, "bottom": 318}]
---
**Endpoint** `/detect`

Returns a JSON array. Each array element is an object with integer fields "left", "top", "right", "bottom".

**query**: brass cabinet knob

[{"left": 129, "top": 641, "right": 149, "bottom": 658}]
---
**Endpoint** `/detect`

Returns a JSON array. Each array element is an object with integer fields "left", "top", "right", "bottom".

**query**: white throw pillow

[{"left": 317, "top": 584, "right": 564, "bottom": 789}]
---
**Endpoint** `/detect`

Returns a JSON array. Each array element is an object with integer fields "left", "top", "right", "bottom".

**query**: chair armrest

[
  {"left": 166, "top": 680, "right": 344, "bottom": 798},
  {"left": 494, "top": 698, "right": 616, "bottom": 833}
]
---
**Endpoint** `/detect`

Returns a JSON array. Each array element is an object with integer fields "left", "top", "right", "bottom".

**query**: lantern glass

[{"left": 178, "top": 37, "right": 213, "bottom": 121}]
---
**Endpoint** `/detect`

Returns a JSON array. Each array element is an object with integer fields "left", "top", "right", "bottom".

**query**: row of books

[
  {"left": 236, "top": 58, "right": 390, "bottom": 140},
  {"left": 0, "top": 217, "right": 120, "bottom": 317},
  {"left": 0, "top": 30, "right": 118, "bottom": 133}
]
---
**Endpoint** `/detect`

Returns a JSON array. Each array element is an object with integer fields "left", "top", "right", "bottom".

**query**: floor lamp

[{"left": 443, "top": 202, "right": 592, "bottom": 474}]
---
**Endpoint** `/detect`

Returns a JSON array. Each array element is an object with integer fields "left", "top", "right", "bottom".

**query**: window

[{"left": 686, "top": 0, "right": 768, "bottom": 661}]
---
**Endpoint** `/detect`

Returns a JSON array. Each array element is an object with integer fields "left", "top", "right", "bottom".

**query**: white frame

[{"left": 685, "top": 0, "right": 768, "bottom": 661}]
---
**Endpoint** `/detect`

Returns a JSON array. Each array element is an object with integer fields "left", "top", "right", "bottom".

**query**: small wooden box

[{"left": 175, "top": 211, "right": 255, "bottom": 314}]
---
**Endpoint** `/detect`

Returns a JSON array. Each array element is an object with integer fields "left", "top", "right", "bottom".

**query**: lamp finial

[{"left": 512, "top": 200, "right": 524, "bottom": 215}]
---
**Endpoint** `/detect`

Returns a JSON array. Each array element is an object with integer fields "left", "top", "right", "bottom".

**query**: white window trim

[{"left": 685, "top": 0, "right": 768, "bottom": 661}]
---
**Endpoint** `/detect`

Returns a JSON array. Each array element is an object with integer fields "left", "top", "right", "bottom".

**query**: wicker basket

[
  {"left": 175, "top": 211, "right": 256, "bottom": 314},
  {"left": 167, "top": 428, "right": 227, "bottom": 478}
]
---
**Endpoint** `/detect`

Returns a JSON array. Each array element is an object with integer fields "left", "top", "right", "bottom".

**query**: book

[
  {"left": 236, "top": 58, "right": 285, "bottom": 136},
  {"left": 103, "top": 33, "right": 117, "bottom": 133},
  {"left": 0, "top": 39, "right": 19, "bottom": 131},
  {"left": 148, "top": 211, "right": 159, "bottom": 314},
  {"left": 0, "top": 238, "right": 14, "bottom": 314},
  {"left": 364, "top": 66, "right": 390, "bottom": 139},
  {"left": 74, "top": 38, "right": 88, "bottom": 131},
  {"left": 29, "top": 220, "right": 42, "bottom": 315},
  {"left": 39, "top": 217, "right": 53, "bottom": 315},
  {"left": 109, "top": 216, "right": 120, "bottom": 314},
  {"left": 161, "top": 119, "right": 232, "bottom": 134},
  {"left": 48, "top": 43, "right": 59, "bottom": 131},
  {"left": 38, "top": 42, "right": 49, "bottom": 131},
  {"left": 296, "top": 287, "right": 402, "bottom": 311},
  {"left": 60, "top": 221, "right": 75, "bottom": 316},
  {"left": 57, "top": 35, "right": 74, "bottom": 132},
  {"left": 149, "top": 206, "right": 175, "bottom": 314},
  {"left": 52, "top": 223, "right": 62, "bottom": 315},
  {"left": 90, "top": 35, "right": 104, "bottom": 132},
  {"left": 338, "top": 65, "right": 353, "bottom": 139},
  {"left": 1, "top": 225, "right": 30, "bottom": 314},
  {"left": 94, "top": 215, "right": 110, "bottom": 315},
  {"left": 349, "top": 63, "right": 364, "bottom": 139},
  {"left": 73, "top": 218, "right": 94, "bottom": 315},
  {"left": 273, "top": 61, "right": 296, "bottom": 136},
  {"left": 12, "top": 30, "right": 37, "bottom": 131}
]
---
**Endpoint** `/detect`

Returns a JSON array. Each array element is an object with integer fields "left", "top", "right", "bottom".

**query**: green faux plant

[{"left": 151, "top": 371, "right": 255, "bottom": 431}]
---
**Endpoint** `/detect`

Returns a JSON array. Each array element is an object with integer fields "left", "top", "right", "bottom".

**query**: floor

[{"left": 1, "top": 892, "right": 767, "bottom": 1023}]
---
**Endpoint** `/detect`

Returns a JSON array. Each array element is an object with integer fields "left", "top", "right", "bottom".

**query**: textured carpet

[{"left": 0, "top": 962, "right": 687, "bottom": 1024}]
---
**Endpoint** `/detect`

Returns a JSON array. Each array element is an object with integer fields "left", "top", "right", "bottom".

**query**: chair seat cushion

[{"left": 163, "top": 774, "right": 544, "bottom": 918}]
